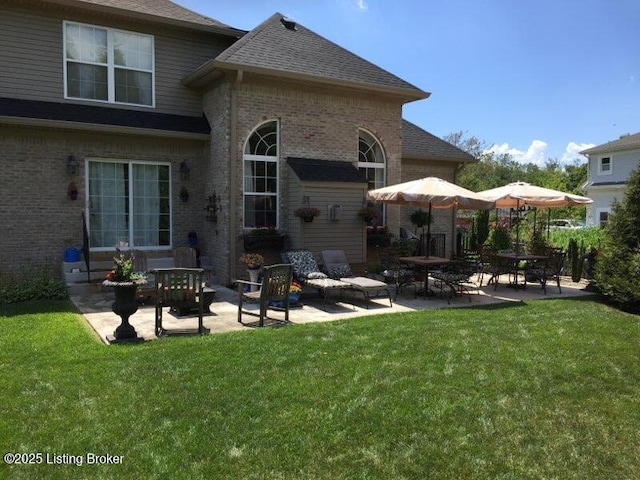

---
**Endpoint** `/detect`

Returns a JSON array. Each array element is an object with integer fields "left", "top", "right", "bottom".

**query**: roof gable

[
  {"left": 43, "top": 0, "right": 245, "bottom": 36},
  {"left": 581, "top": 132, "right": 640, "bottom": 155},
  {"left": 402, "top": 120, "right": 476, "bottom": 163},
  {"left": 213, "top": 13, "right": 428, "bottom": 101}
]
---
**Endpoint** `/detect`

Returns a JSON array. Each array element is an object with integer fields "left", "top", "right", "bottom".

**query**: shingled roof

[
  {"left": 402, "top": 119, "right": 476, "bottom": 163},
  {"left": 581, "top": 132, "right": 640, "bottom": 155},
  {"left": 287, "top": 157, "right": 367, "bottom": 183},
  {"left": 44, "top": 0, "right": 245, "bottom": 36},
  {"left": 0, "top": 97, "right": 210, "bottom": 135},
  {"left": 202, "top": 13, "right": 428, "bottom": 101}
]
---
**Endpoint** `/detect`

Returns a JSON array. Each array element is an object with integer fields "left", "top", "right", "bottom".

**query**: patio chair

[
  {"left": 154, "top": 268, "right": 208, "bottom": 337},
  {"left": 132, "top": 250, "right": 155, "bottom": 304},
  {"left": 526, "top": 248, "right": 566, "bottom": 294},
  {"left": 478, "top": 248, "right": 510, "bottom": 289},
  {"left": 430, "top": 255, "right": 480, "bottom": 303},
  {"left": 319, "top": 249, "right": 392, "bottom": 307},
  {"left": 173, "top": 247, "right": 197, "bottom": 268},
  {"left": 237, "top": 263, "right": 293, "bottom": 327},
  {"left": 283, "top": 250, "right": 351, "bottom": 303},
  {"left": 378, "top": 239, "right": 419, "bottom": 299}
]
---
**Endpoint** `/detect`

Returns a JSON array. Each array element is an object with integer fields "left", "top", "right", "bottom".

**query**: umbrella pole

[
  {"left": 515, "top": 199, "right": 520, "bottom": 255},
  {"left": 426, "top": 202, "right": 432, "bottom": 258},
  {"left": 547, "top": 208, "right": 551, "bottom": 238}
]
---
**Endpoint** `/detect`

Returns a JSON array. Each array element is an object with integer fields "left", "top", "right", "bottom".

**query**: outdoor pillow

[
  {"left": 328, "top": 263, "right": 353, "bottom": 279},
  {"left": 286, "top": 250, "right": 325, "bottom": 279}
]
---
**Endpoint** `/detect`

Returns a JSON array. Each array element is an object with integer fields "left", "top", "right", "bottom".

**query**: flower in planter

[
  {"left": 242, "top": 227, "right": 281, "bottom": 237},
  {"left": 105, "top": 251, "right": 146, "bottom": 283},
  {"left": 294, "top": 206, "right": 321, "bottom": 220},
  {"left": 357, "top": 206, "right": 381, "bottom": 225},
  {"left": 239, "top": 252, "right": 264, "bottom": 269}
]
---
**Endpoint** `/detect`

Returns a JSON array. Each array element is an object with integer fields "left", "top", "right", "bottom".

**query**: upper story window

[
  {"left": 598, "top": 156, "right": 612, "bottom": 175},
  {"left": 243, "top": 120, "right": 279, "bottom": 229},
  {"left": 358, "top": 129, "right": 386, "bottom": 225},
  {"left": 64, "top": 21, "right": 155, "bottom": 107}
]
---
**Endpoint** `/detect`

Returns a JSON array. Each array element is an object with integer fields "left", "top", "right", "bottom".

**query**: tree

[{"left": 594, "top": 165, "right": 640, "bottom": 310}]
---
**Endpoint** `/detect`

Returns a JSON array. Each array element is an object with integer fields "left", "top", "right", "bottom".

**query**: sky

[{"left": 175, "top": 0, "right": 640, "bottom": 166}]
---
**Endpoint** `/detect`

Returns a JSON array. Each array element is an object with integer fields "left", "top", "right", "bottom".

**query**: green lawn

[{"left": 1, "top": 297, "right": 639, "bottom": 479}]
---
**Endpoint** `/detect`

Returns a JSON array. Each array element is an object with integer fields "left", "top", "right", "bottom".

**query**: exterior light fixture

[
  {"left": 180, "top": 161, "right": 191, "bottom": 181},
  {"left": 67, "top": 155, "right": 79, "bottom": 176}
]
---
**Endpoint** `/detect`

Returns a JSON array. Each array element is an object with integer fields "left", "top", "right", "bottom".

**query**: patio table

[
  {"left": 495, "top": 253, "right": 548, "bottom": 289},
  {"left": 398, "top": 256, "right": 451, "bottom": 299}
]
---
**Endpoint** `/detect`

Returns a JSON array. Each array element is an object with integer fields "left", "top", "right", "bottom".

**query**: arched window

[
  {"left": 243, "top": 120, "right": 279, "bottom": 228},
  {"left": 357, "top": 129, "right": 386, "bottom": 224}
]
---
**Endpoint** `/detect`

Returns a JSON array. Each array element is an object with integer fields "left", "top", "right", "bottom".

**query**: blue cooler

[{"left": 64, "top": 247, "right": 81, "bottom": 262}]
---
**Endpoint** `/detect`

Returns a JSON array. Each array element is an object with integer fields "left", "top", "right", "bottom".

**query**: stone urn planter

[{"left": 103, "top": 279, "right": 147, "bottom": 343}]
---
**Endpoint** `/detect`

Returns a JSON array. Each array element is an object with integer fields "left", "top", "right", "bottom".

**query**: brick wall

[{"left": 0, "top": 124, "right": 207, "bottom": 281}]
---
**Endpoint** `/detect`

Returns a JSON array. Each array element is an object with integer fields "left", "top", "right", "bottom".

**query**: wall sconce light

[
  {"left": 67, "top": 182, "right": 78, "bottom": 201},
  {"left": 179, "top": 186, "right": 189, "bottom": 203},
  {"left": 180, "top": 161, "right": 191, "bottom": 181},
  {"left": 66, "top": 155, "right": 79, "bottom": 176},
  {"left": 205, "top": 191, "right": 222, "bottom": 222}
]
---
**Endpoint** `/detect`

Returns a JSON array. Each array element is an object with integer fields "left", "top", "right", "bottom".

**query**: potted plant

[
  {"left": 103, "top": 251, "right": 147, "bottom": 343},
  {"left": 294, "top": 206, "right": 321, "bottom": 223},
  {"left": 357, "top": 206, "right": 381, "bottom": 226},
  {"left": 239, "top": 252, "right": 264, "bottom": 290},
  {"left": 367, "top": 225, "right": 392, "bottom": 247}
]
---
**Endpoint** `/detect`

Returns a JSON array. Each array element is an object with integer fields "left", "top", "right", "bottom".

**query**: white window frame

[
  {"left": 596, "top": 207, "right": 611, "bottom": 227},
  {"left": 242, "top": 120, "right": 280, "bottom": 229},
  {"left": 63, "top": 21, "right": 155, "bottom": 107},
  {"left": 357, "top": 128, "right": 386, "bottom": 224},
  {"left": 598, "top": 156, "right": 612, "bottom": 175},
  {"left": 86, "top": 158, "right": 172, "bottom": 251}
]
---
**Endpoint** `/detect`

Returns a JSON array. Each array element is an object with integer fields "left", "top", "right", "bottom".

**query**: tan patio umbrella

[
  {"left": 367, "top": 177, "right": 495, "bottom": 256},
  {"left": 477, "top": 181, "right": 593, "bottom": 252}
]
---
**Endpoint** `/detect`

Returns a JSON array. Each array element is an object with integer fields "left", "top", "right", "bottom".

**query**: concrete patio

[{"left": 71, "top": 275, "right": 596, "bottom": 344}]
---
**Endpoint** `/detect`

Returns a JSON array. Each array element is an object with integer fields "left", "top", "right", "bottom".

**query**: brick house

[{"left": 0, "top": 0, "right": 475, "bottom": 286}]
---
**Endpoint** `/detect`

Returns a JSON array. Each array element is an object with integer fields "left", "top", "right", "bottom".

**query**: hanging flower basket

[{"left": 294, "top": 206, "right": 321, "bottom": 223}]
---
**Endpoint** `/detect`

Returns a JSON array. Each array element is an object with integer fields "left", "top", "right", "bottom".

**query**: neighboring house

[
  {"left": 581, "top": 132, "right": 640, "bottom": 227},
  {"left": 0, "top": 0, "right": 476, "bottom": 286}
]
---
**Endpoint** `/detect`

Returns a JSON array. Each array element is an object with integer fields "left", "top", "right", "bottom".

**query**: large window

[
  {"left": 358, "top": 129, "right": 386, "bottom": 225},
  {"left": 87, "top": 160, "right": 171, "bottom": 249},
  {"left": 64, "top": 21, "right": 154, "bottom": 106},
  {"left": 243, "top": 121, "right": 279, "bottom": 228}
]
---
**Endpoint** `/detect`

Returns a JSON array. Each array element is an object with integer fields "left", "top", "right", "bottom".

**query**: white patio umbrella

[
  {"left": 477, "top": 181, "right": 593, "bottom": 252},
  {"left": 367, "top": 177, "right": 495, "bottom": 256}
]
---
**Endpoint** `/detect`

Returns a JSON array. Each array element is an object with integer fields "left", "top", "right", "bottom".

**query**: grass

[{"left": 1, "top": 297, "right": 639, "bottom": 479}]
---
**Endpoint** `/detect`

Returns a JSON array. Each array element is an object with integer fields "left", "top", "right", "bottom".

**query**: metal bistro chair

[{"left": 237, "top": 264, "right": 294, "bottom": 327}]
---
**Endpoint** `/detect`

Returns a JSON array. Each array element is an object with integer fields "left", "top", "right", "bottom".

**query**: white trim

[
  {"left": 242, "top": 120, "right": 280, "bottom": 229},
  {"left": 85, "top": 158, "right": 172, "bottom": 251},
  {"left": 596, "top": 207, "right": 611, "bottom": 227},
  {"left": 597, "top": 156, "right": 612, "bottom": 176},
  {"left": 63, "top": 21, "right": 155, "bottom": 108}
]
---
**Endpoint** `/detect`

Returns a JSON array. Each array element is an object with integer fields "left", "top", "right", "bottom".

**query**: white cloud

[
  {"left": 354, "top": 0, "right": 368, "bottom": 11},
  {"left": 485, "top": 140, "right": 548, "bottom": 166},
  {"left": 561, "top": 142, "right": 594, "bottom": 163}
]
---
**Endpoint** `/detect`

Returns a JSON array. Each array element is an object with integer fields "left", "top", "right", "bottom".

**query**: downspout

[{"left": 229, "top": 69, "right": 242, "bottom": 282}]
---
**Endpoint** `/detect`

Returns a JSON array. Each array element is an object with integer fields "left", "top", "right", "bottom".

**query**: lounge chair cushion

[
  {"left": 327, "top": 263, "right": 353, "bottom": 280},
  {"left": 286, "top": 250, "right": 328, "bottom": 280}
]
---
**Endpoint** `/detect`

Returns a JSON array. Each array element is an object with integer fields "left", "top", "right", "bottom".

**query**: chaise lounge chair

[
  {"left": 283, "top": 250, "right": 352, "bottom": 303},
  {"left": 319, "top": 249, "right": 392, "bottom": 307}
]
